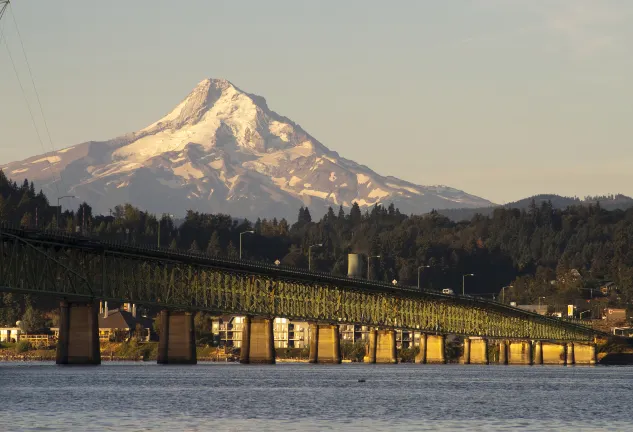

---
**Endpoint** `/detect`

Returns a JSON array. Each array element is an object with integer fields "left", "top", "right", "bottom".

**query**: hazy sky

[{"left": 1, "top": 0, "right": 632, "bottom": 204}]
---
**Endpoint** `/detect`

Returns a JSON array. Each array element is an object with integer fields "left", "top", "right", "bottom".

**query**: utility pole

[
  {"left": 462, "top": 273, "right": 475, "bottom": 296},
  {"left": 418, "top": 265, "right": 430, "bottom": 290},
  {"left": 309, "top": 244, "right": 323, "bottom": 271},
  {"left": 368, "top": 255, "right": 381, "bottom": 280},
  {"left": 240, "top": 230, "right": 255, "bottom": 260}
]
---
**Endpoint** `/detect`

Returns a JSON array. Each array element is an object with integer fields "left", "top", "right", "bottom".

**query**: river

[{"left": 0, "top": 362, "right": 631, "bottom": 431}]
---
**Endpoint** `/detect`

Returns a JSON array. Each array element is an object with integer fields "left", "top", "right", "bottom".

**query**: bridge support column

[
  {"left": 467, "top": 338, "right": 489, "bottom": 365},
  {"left": 566, "top": 343, "right": 575, "bottom": 366},
  {"left": 364, "top": 329, "right": 378, "bottom": 363},
  {"left": 462, "top": 338, "right": 471, "bottom": 364},
  {"left": 308, "top": 324, "right": 341, "bottom": 364},
  {"left": 573, "top": 343, "right": 596, "bottom": 365},
  {"left": 499, "top": 340, "right": 508, "bottom": 365},
  {"left": 308, "top": 322, "right": 318, "bottom": 363},
  {"left": 375, "top": 330, "right": 397, "bottom": 364},
  {"left": 425, "top": 334, "right": 446, "bottom": 364},
  {"left": 56, "top": 300, "right": 101, "bottom": 365},
  {"left": 508, "top": 340, "right": 533, "bottom": 365},
  {"left": 157, "top": 310, "right": 196, "bottom": 365},
  {"left": 240, "top": 317, "right": 275, "bottom": 364},
  {"left": 415, "top": 333, "right": 428, "bottom": 364},
  {"left": 541, "top": 342, "right": 566, "bottom": 365},
  {"left": 534, "top": 341, "right": 543, "bottom": 365}
]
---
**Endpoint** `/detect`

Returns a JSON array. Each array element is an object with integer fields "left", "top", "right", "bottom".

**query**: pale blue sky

[{"left": 1, "top": 0, "right": 632, "bottom": 203}]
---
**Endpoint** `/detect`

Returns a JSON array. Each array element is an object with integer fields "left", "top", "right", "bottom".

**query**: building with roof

[{"left": 97, "top": 303, "right": 154, "bottom": 342}]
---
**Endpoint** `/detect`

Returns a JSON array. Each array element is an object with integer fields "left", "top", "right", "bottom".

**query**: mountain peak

[{"left": 1, "top": 78, "right": 494, "bottom": 220}]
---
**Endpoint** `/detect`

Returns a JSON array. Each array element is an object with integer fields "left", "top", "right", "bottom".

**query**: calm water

[{"left": 1, "top": 362, "right": 632, "bottom": 431}]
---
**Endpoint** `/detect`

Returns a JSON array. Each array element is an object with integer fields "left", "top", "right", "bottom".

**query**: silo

[{"left": 347, "top": 254, "right": 363, "bottom": 278}]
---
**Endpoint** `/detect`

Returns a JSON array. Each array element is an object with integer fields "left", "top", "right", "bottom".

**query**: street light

[
  {"left": 501, "top": 285, "right": 513, "bottom": 304},
  {"left": 462, "top": 273, "right": 475, "bottom": 296},
  {"left": 367, "top": 255, "right": 381, "bottom": 280},
  {"left": 418, "top": 265, "right": 430, "bottom": 290},
  {"left": 308, "top": 244, "right": 323, "bottom": 271},
  {"left": 538, "top": 296, "right": 546, "bottom": 312},
  {"left": 56, "top": 195, "right": 78, "bottom": 229},
  {"left": 239, "top": 230, "right": 255, "bottom": 259}
]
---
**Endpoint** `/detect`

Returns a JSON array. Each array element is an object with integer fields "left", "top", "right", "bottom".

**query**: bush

[
  {"left": 398, "top": 346, "right": 419, "bottom": 363},
  {"left": 15, "top": 340, "right": 32, "bottom": 353}
]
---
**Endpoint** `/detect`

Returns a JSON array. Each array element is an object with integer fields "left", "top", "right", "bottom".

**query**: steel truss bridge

[{"left": 0, "top": 225, "right": 598, "bottom": 342}]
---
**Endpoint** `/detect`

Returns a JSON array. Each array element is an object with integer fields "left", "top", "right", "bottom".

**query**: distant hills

[{"left": 437, "top": 194, "right": 633, "bottom": 221}]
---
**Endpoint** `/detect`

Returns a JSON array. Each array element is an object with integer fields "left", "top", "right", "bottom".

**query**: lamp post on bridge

[
  {"left": 538, "top": 296, "right": 546, "bottom": 314},
  {"left": 308, "top": 244, "right": 323, "bottom": 271},
  {"left": 462, "top": 273, "right": 474, "bottom": 296},
  {"left": 56, "top": 196, "right": 78, "bottom": 230},
  {"left": 367, "top": 255, "right": 381, "bottom": 280},
  {"left": 239, "top": 230, "right": 254, "bottom": 260},
  {"left": 418, "top": 265, "right": 430, "bottom": 291},
  {"left": 501, "top": 285, "right": 513, "bottom": 304}
]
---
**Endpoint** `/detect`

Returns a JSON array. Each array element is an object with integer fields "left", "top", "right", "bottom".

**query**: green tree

[
  {"left": 206, "top": 231, "right": 222, "bottom": 256},
  {"left": 20, "top": 304, "right": 45, "bottom": 333}
]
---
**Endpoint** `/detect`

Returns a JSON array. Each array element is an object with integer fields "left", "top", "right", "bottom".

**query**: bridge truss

[{"left": 0, "top": 226, "right": 596, "bottom": 342}]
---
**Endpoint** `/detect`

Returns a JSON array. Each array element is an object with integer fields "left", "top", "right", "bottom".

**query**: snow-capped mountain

[{"left": 1, "top": 79, "right": 493, "bottom": 220}]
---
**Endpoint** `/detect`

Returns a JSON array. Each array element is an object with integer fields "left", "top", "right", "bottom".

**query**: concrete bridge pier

[
  {"left": 534, "top": 341, "right": 543, "bottom": 365},
  {"left": 541, "top": 342, "right": 567, "bottom": 365},
  {"left": 422, "top": 334, "right": 446, "bottom": 364},
  {"left": 56, "top": 300, "right": 101, "bottom": 365},
  {"left": 240, "top": 316, "right": 275, "bottom": 364},
  {"left": 462, "top": 338, "right": 471, "bottom": 364},
  {"left": 308, "top": 323, "right": 341, "bottom": 364},
  {"left": 573, "top": 343, "right": 597, "bottom": 365},
  {"left": 567, "top": 343, "right": 575, "bottom": 366},
  {"left": 463, "top": 338, "right": 489, "bottom": 365},
  {"left": 157, "top": 310, "right": 197, "bottom": 365},
  {"left": 364, "top": 329, "right": 397, "bottom": 363},
  {"left": 375, "top": 330, "right": 397, "bottom": 364},
  {"left": 498, "top": 340, "right": 508, "bottom": 365},
  {"left": 508, "top": 340, "right": 533, "bottom": 365},
  {"left": 415, "top": 333, "right": 428, "bottom": 364},
  {"left": 364, "top": 329, "right": 378, "bottom": 363}
]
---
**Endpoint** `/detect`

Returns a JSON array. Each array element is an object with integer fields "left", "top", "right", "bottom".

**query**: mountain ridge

[
  {"left": 1, "top": 78, "right": 494, "bottom": 219},
  {"left": 437, "top": 194, "right": 633, "bottom": 221}
]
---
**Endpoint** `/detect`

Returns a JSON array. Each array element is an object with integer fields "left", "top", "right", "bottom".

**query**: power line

[
  {"left": 9, "top": 4, "right": 63, "bottom": 191},
  {"left": 1, "top": 1, "right": 63, "bottom": 197},
  {"left": 0, "top": 18, "right": 49, "bottom": 166}
]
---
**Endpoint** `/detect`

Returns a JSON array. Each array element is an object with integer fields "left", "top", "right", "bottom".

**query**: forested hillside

[{"left": 2, "top": 170, "right": 633, "bottom": 319}]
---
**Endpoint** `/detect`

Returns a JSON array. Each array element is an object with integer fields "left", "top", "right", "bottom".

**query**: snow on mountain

[{"left": 0, "top": 78, "right": 494, "bottom": 220}]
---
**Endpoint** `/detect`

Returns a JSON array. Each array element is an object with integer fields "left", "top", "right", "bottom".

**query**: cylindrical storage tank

[{"left": 347, "top": 254, "right": 363, "bottom": 278}]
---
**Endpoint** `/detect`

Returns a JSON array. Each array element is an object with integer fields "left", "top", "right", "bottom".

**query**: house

[
  {"left": 600, "top": 282, "right": 618, "bottom": 296},
  {"left": 0, "top": 327, "right": 21, "bottom": 343},
  {"left": 215, "top": 316, "right": 246, "bottom": 348},
  {"left": 98, "top": 305, "right": 153, "bottom": 342},
  {"left": 602, "top": 308, "right": 627, "bottom": 323}
]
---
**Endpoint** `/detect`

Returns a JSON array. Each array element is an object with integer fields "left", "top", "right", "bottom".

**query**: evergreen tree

[
  {"left": 227, "top": 241, "right": 238, "bottom": 259},
  {"left": 189, "top": 240, "right": 200, "bottom": 253},
  {"left": 350, "top": 202, "right": 362, "bottom": 225},
  {"left": 338, "top": 205, "right": 345, "bottom": 220},
  {"left": 207, "top": 231, "right": 222, "bottom": 256}
]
